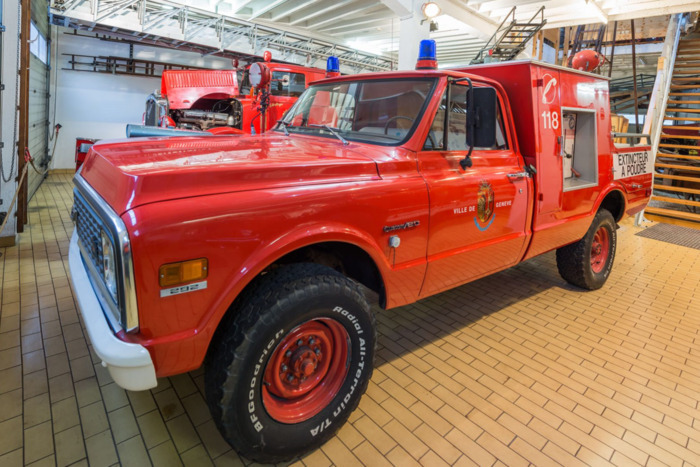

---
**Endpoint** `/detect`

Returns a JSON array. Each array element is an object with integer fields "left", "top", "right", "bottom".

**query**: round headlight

[{"left": 101, "top": 230, "right": 118, "bottom": 301}]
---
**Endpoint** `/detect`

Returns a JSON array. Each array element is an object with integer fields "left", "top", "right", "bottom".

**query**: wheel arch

[
  {"left": 202, "top": 227, "right": 388, "bottom": 362},
  {"left": 597, "top": 188, "right": 626, "bottom": 222}
]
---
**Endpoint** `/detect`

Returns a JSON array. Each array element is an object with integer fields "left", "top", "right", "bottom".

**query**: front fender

[{"left": 123, "top": 177, "right": 429, "bottom": 376}]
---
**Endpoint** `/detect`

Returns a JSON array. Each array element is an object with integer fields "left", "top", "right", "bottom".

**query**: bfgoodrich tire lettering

[
  {"left": 556, "top": 208, "right": 617, "bottom": 290},
  {"left": 205, "top": 263, "right": 376, "bottom": 463}
]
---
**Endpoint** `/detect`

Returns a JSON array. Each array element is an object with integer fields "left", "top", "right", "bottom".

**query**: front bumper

[{"left": 68, "top": 231, "right": 157, "bottom": 391}]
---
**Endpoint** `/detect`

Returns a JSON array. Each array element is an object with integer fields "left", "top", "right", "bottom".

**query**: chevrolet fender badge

[{"left": 383, "top": 220, "right": 420, "bottom": 233}]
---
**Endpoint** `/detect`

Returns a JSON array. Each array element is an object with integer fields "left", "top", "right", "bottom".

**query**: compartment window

[{"left": 561, "top": 109, "right": 598, "bottom": 191}]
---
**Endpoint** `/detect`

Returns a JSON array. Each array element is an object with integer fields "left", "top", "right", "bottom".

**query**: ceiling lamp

[{"left": 422, "top": 2, "right": 441, "bottom": 20}]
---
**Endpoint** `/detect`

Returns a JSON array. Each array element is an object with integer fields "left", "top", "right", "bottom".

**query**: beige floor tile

[
  {"left": 0, "top": 448, "right": 23, "bottom": 467},
  {"left": 166, "top": 413, "right": 201, "bottom": 453},
  {"left": 116, "top": 435, "right": 151, "bottom": 467},
  {"left": 137, "top": 410, "right": 170, "bottom": 449},
  {"left": 0, "top": 388, "right": 23, "bottom": 423},
  {"left": 74, "top": 377, "right": 101, "bottom": 408},
  {"left": 181, "top": 444, "right": 214, "bottom": 467},
  {"left": 54, "top": 424, "right": 86, "bottom": 466},
  {"left": 180, "top": 392, "right": 212, "bottom": 427},
  {"left": 0, "top": 347, "right": 21, "bottom": 371},
  {"left": 107, "top": 406, "right": 140, "bottom": 444},
  {"left": 79, "top": 401, "right": 109, "bottom": 438},
  {"left": 23, "top": 369, "right": 48, "bottom": 399},
  {"left": 0, "top": 416, "right": 23, "bottom": 456},
  {"left": 24, "top": 393, "right": 51, "bottom": 429},
  {"left": 84, "top": 430, "right": 119, "bottom": 467},
  {"left": 100, "top": 382, "right": 129, "bottom": 412},
  {"left": 48, "top": 373, "right": 75, "bottom": 403},
  {"left": 154, "top": 387, "right": 186, "bottom": 421},
  {"left": 149, "top": 440, "right": 183, "bottom": 467},
  {"left": 0, "top": 330, "right": 20, "bottom": 351},
  {"left": 0, "top": 366, "right": 22, "bottom": 395},
  {"left": 24, "top": 420, "right": 54, "bottom": 464},
  {"left": 127, "top": 389, "right": 157, "bottom": 417},
  {"left": 52, "top": 396, "right": 81, "bottom": 433}
]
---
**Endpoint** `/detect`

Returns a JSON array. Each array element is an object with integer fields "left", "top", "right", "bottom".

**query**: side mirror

[{"left": 467, "top": 87, "right": 497, "bottom": 148}]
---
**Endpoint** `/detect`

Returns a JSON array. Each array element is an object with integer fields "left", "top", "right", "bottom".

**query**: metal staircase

[
  {"left": 644, "top": 15, "right": 700, "bottom": 229},
  {"left": 470, "top": 6, "right": 546, "bottom": 64},
  {"left": 567, "top": 24, "right": 606, "bottom": 67},
  {"left": 610, "top": 74, "right": 655, "bottom": 114}
]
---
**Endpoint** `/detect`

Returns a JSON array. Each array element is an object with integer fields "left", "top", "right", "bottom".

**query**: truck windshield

[{"left": 278, "top": 78, "right": 437, "bottom": 145}]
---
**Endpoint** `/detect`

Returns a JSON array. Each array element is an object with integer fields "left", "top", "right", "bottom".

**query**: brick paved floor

[{"left": 1, "top": 172, "right": 700, "bottom": 466}]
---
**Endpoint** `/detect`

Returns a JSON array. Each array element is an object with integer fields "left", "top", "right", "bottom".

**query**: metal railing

[{"left": 611, "top": 132, "right": 650, "bottom": 146}]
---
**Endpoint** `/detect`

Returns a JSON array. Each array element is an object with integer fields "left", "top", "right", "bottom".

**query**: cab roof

[{"left": 308, "top": 68, "right": 502, "bottom": 89}]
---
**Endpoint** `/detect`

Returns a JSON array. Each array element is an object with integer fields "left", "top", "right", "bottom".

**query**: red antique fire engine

[
  {"left": 142, "top": 51, "right": 329, "bottom": 135},
  {"left": 69, "top": 40, "right": 652, "bottom": 462}
]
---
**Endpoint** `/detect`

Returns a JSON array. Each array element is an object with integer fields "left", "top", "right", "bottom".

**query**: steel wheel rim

[
  {"left": 590, "top": 226, "right": 610, "bottom": 274},
  {"left": 262, "top": 318, "right": 349, "bottom": 423}
]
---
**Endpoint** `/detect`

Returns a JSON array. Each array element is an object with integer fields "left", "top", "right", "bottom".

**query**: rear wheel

[
  {"left": 205, "top": 263, "right": 375, "bottom": 463},
  {"left": 556, "top": 209, "right": 617, "bottom": 290}
]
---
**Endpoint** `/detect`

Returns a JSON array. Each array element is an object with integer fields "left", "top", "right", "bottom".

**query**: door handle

[{"left": 507, "top": 172, "right": 529, "bottom": 180}]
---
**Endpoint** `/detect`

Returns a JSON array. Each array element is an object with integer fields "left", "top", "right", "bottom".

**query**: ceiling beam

[
  {"left": 228, "top": 0, "right": 257, "bottom": 14},
  {"left": 379, "top": 0, "right": 412, "bottom": 17},
  {"left": 287, "top": 0, "right": 355, "bottom": 25},
  {"left": 546, "top": 2, "right": 700, "bottom": 28},
  {"left": 305, "top": 1, "right": 380, "bottom": 28},
  {"left": 477, "top": 0, "right": 547, "bottom": 14},
  {"left": 319, "top": 12, "right": 394, "bottom": 32},
  {"left": 247, "top": 0, "right": 288, "bottom": 20},
  {"left": 268, "top": 0, "right": 317, "bottom": 21},
  {"left": 437, "top": 0, "right": 499, "bottom": 41}
]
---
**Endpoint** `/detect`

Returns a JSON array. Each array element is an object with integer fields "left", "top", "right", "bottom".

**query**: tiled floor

[{"left": 2, "top": 172, "right": 700, "bottom": 466}]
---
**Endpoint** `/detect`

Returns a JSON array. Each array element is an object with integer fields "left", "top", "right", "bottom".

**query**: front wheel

[
  {"left": 556, "top": 209, "right": 617, "bottom": 290},
  {"left": 205, "top": 264, "right": 375, "bottom": 463}
]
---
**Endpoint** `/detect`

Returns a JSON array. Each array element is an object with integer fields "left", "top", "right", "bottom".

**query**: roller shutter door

[
  {"left": 27, "top": 0, "right": 49, "bottom": 200},
  {"left": 27, "top": 53, "right": 48, "bottom": 200}
]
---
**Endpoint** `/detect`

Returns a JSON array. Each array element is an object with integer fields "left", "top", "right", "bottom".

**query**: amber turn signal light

[{"left": 159, "top": 258, "right": 208, "bottom": 287}]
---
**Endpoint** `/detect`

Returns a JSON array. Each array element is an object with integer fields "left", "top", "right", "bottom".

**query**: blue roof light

[
  {"left": 418, "top": 39, "right": 437, "bottom": 61},
  {"left": 326, "top": 56, "right": 340, "bottom": 73}
]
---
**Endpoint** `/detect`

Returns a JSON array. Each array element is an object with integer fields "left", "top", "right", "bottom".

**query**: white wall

[{"left": 49, "top": 28, "right": 234, "bottom": 169}]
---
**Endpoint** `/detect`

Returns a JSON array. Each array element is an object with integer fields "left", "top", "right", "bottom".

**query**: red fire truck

[
  {"left": 69, "top": 40, "right": 652, "bottom": 462},
  {"left": 143, "top": 51, "right": 329, "bottom": 135}
]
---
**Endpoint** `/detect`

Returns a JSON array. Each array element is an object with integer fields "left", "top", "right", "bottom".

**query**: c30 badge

[{"left": 474, "top": 180, "right": 495, "bottom": 231}]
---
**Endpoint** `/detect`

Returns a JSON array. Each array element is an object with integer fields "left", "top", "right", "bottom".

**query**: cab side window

[
  {"left": 447, "top": 85, "right": 468, "bottom": 151},
  {"left": 423, "top": 91, "right": 447, "bottom": 150},
  {"left": 423, "top": 84, "right": 509, "bottom": 151}
]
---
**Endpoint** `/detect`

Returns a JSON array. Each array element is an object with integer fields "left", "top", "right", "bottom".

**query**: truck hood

[{"left": 79, "top": 135, "right": 381, "bottom": 214}]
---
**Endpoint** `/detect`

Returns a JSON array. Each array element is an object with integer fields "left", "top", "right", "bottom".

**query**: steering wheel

[{"left": 383, "top": 116, "right": 415, "bottom": 134}]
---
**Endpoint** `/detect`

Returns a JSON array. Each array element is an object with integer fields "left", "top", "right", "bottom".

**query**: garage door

[
  {"left": 27, "top": 0, "right": 50, "bottom": 200},
  {"left": 27, "top": 52, "right": 49, "bottom": 200}
]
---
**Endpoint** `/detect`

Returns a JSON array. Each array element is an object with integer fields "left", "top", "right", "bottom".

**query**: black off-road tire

[
  {"left": 556, "top": 209, "right": 617, "bottom": 290},
  {"left": 204, "top": 263, "right": 376, "bottom": 463}
]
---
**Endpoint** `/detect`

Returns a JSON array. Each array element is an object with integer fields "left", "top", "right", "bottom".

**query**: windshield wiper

[
  {"left": 277, "top": 120, "right": 290, "bottom": 136},
  {"left": 309, "top": 124, "right": 348, "bottom": 145}
]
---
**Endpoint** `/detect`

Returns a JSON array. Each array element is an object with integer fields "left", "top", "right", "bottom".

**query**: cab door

[{"left": 418, "top": 83, "right": 530, "bottom": 297}]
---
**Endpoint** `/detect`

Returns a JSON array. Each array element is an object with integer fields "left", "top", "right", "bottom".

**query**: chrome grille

[{"left": 74, "top": 189, "right": 105, "bottom": 281}]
